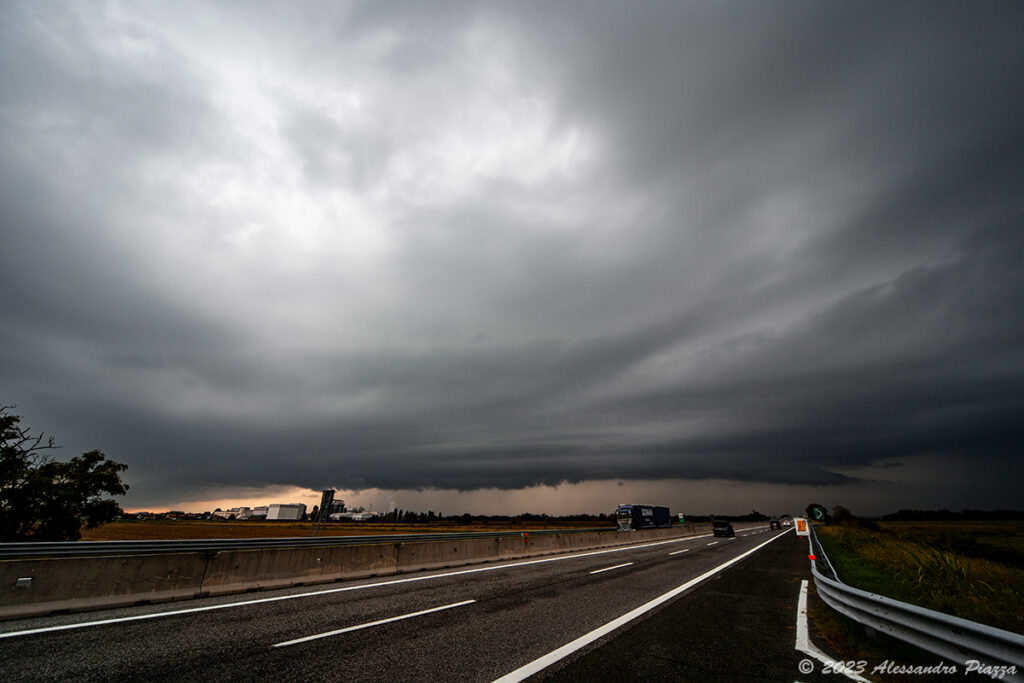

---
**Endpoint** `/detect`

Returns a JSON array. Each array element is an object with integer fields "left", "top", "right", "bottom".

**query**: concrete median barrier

[
  {"left": 200, "top": 543, "right": 399, "bottom": 596},
  {"left": 1, "top": 523, "right": 727, "bottom": 619},
  {"left": 0, "top": 553, "right": 209, "bottom": 620}
]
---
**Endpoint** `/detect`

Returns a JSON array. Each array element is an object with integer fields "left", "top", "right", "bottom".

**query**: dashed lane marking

[{"left": 272, "top": 600, "right": 476, "bottom": 648}]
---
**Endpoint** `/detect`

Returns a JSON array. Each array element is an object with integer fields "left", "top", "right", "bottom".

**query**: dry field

[{"left": 80, "top": 518, "right": 611, "bottom": 541}]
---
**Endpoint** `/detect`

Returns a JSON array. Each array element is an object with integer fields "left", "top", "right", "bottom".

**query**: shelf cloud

[{"left": 2, "top": 1, "right": 1022, "bottom": 514}]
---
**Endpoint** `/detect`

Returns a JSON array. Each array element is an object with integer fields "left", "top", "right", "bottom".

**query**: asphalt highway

[{"left": 1, "top": 527, "right": 793, "bottom": 682}]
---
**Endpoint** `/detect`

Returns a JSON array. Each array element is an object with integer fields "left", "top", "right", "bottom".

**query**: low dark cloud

[{"left": 1, "top": 2, "right": 1022, "bottom": 514}]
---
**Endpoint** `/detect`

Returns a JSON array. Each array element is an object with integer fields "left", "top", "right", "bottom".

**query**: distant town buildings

[
  {"left": 330, "top": 511, "right": 380, "bottom": 521},
  {"left": 212, "top": 507, "right": 262, "bottom": 520},
  {"left": 131, "top": 497, "right": 390, "bottom": 522},
  {"left": 211, "top": 503, "right": 304, "bottom": 520}
]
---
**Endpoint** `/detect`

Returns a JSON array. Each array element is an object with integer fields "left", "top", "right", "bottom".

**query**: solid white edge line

[
  {"left": 0, "top": 532, "right": 717, "bottom": 640},
  {"left": 589, "top": 562, "right": 633, "bottom": 575},
  {"left": 491, "top": 529, "right": 791, "bottom": 683},
  {"left": 272, "top": 599, "right": 476, "bottom": 648},
  {"left": 796, "top": 580, "right": 870, "bottom": 683}
]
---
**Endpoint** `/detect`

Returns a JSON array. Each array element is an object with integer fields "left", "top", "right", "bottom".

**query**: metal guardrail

[
  {"left": 0, "top": 528, "right": 618, "bottom": 559},
  {"left": 807, "top": 525, "right": 1024, "bottom": 676}
]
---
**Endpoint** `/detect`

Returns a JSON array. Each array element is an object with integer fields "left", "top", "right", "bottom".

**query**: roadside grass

[
  {"left": 80, "top": 518, "right": 612, "bottom": 541},
  {"left": 814, "top": 521, "right": 1024, "bottom": 635}
]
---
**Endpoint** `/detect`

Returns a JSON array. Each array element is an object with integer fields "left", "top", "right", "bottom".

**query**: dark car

[
  {"left": 770, "top": 519, "right": 782, "bottom": 530},
  {"left": 712, "top": 520, "right": 735, "bottom": 537}
]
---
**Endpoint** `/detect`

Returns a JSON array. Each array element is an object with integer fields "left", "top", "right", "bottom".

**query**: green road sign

[{"left": 810, "top": 505, "right": 827, "bottom": 521}]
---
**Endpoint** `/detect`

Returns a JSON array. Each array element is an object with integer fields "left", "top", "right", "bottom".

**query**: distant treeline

[
  {"left": 681, "top": 511, "right": 772, "bottom": 523},
  {"left": 881, "top": 509, "right": 1024, "bottom": 521}
]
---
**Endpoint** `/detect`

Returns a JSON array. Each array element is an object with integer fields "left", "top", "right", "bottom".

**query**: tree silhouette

[{"left": 1, "top": 406, "right": 128, "bottom": 541}]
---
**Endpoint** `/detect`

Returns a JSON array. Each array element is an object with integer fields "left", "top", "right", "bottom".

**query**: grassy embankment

[
  {"left": 810, "top": 520, "right": 1024, "bottom": 677},
  {"left": 79, "top": 518, "right": 611, "bottom": 541}
]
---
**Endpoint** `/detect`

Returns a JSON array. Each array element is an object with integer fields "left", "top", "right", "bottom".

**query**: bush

[{"left": 830, "top": 505, "right": 880, "bottom": 531}]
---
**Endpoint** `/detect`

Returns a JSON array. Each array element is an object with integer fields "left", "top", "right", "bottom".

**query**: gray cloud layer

[{"left": 2, "top": 1, "right": 1022, "bottom": 511}]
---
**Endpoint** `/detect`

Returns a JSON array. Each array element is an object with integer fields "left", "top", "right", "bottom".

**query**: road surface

[{"left": 2, "top": 527, "right": 799, "bottom": 681}]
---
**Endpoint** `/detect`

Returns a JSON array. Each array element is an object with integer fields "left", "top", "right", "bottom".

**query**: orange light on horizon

[{"left": 123, "top": 486, "right": 323, "bottom": 514}]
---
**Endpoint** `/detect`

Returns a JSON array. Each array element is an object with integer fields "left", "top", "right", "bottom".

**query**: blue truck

[{"left": 615, "top": 504, "right": 673, "bottom": 531}]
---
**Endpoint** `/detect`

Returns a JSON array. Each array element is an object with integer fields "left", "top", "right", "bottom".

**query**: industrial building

[{"left": 266, "top": 503, "right": 307, "bottom": 521}]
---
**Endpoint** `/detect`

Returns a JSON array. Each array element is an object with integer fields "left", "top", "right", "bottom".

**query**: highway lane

[
  {"left": 539, "top": 528, "right": 837, "bottom": 682},
  {"left": 0, "top": 526, "right": 786, "bottom": 682}
]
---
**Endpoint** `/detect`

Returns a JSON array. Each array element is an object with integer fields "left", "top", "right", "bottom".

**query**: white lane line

[
  {"left": 796, "top": 580, "right": 869, "bottom": 682},
  {"left": 668, "top": 548, "right": 690, "bottom": 556},
  {"left": 272, "top": 599, "right": 475, "bottom": 648},
  {"left": 706, "top": 541, "right": 719, "bottom": 546},
  {"left": 0, "top": 533, "right": 713, "bottom": 640},
  {"left": 589, "top": 562, "right": 633, "bottom": 575},
  {"left": 492, "top": 530, "right": 791, "bottom": 683}
]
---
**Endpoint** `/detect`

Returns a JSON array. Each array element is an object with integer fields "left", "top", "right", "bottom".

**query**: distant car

[
  {"left": 782, "top": 519, "right": 792, "bottom": 527},
  {"left": 712, "top": 520, "right": 735, "bottom": 537},
  {"left": 770, "top": 519, "right": 782, "bottom": 530}
]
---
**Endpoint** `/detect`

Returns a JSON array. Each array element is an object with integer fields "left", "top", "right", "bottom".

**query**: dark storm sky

[{"left": 2, "top": 1, "right": 1022, "bottom": 513}]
